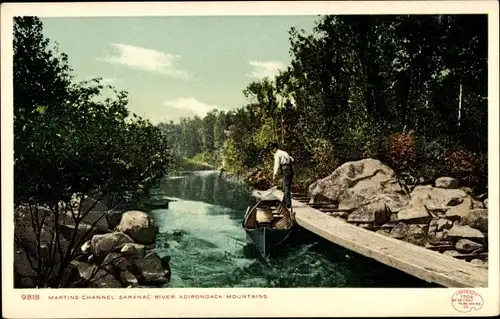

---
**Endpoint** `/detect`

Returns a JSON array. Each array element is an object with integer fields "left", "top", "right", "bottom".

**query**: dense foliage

[
  {"left": 161, "top": 14, "right": 488, "bottom": 193},
  {"left": 13, "top": 17, "right": 175, "bottom": 288},
  {"left": 14, "top": 16, "right": 174, "bottom": 207}
]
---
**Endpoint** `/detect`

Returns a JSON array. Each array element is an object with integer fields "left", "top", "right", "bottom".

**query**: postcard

[{"left": 1, "top": 1, "right": 499, "bottom": 318}]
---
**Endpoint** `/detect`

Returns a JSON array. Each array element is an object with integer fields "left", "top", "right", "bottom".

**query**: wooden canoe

[{"left": 242, "top": 199, "right": 294, "bottom": 258}]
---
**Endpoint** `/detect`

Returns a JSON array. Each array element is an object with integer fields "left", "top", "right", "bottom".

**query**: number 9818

[{"left": 21, "top": 294, "right": 40, "bottom": 300}]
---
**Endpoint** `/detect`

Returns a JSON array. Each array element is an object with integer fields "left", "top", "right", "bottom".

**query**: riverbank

[
  {"left": 14, "top": 195, "right": 172, "bottom": 288},
  {"left": 299, "top": 159, "right": 488, "bottom": 271}
]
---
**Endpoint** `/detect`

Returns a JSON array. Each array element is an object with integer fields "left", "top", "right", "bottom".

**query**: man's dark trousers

[{"left": 281, "top": 164, "right": 293, "bottom": 208}]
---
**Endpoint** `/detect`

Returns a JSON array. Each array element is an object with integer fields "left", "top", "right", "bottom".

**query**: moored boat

[{"left": 242, "top": 199, "right": 294, "bottom": 258}]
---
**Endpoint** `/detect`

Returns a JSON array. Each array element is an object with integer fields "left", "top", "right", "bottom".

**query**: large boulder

[
  {"left": 428, "top": 230, "right": 446, "bottom": 244},
  {"left": 14, "top": 204, "right": 107, "bottom": 264},
  {"left": 308, "top": 158, "right": 410, "bottom": 212},
  {"left": 447, "top": 224, "right": 484, "bottom": 241},
  {"left": 435, "top": 177, "right": 459, "bottom": 189},
  {"left": 446, "top": 197, "right": 474, "bottom": 220},
  {"left": 60, "top": 223, "right": 98, "bottom": 244},
  {"left": 14, "top": 206, "right": 74, "bottom": 274},
  {"left": 347, "top": 200, "right": 388, "bottom": 225},
  {"left": 403, "top": 224, "right": 428, "bottom": 246},
  {"left": 65, "top": 210, "right": 110, "bottom": 233},
  {"left": 106, "top": 204, "right": 137, "bottom": 230},
  {"left": 396, "top": 203, "right": 432, "bottom": 223},
  {"left": 460, "top": 209, "right": 488, "bottom": 233},
  {"left": 389, "top": 222, "right": 409, "bottom": 239},
  {"left": 62, "top": 261, "right": 109, "bottom": 287},
  {"left": 14, "top": 205, "right": 55, "bottom": 256},
  {"left": 90, "top": 272, "right": 122, "bottom": 288},
  {"left": 119, "top": 271, "right": 139, "bottom": 287},
  {"left": 103, "top": 252, "right": 133, "bottom": 273},
  {"left": 14, "top": 243, "right": 39, "bottom": 288},
  {"left": 365, "top": 193, "right": 409, "bottom": 214},
  {"left": 455, "top": 239, "right": 484, "bottom": 253},
  {"left": 388, "top": 222, "right": 427, "bottom": 246},
  {"left": 120, "top": 243, "right": 146, "bottom": 258},
  {"left": 116, "top": 211, "right": 157, "bottom": 245},
  {"left": 408, "top": 185, "right": 468, "bottom": 212},
  {"left": 65, "top": 260, "right": 122, "bottom": 288},
  {"left": 132, "top": 251, "right": 170, "bottom": 285},
  {"left": 62, "top": 261, "right": 96, "bottom": 287},
  {"left": 427, "top": 218, "right": 451, "bottom": 243},
  {"left": 90, "top": 232, "right": 134, "bottom": 260}
]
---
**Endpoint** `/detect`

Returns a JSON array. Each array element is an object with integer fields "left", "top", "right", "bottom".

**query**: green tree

[
  {"left": 13, "top": 16, "right": 174, "bottom": 288},
  {"left": 213, "top": 111, "right": 227, "bottom": 149},
  {"left": 153, "top": 14, "right": 488, "bottom": 192},
  {"left": 201, "top": 110, "right": 217, "bottom": 152}
]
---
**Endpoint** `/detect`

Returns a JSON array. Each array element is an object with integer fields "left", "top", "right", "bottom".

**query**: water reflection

[{"left": 151, "top": 171, "right": 257, "bottom": 220}]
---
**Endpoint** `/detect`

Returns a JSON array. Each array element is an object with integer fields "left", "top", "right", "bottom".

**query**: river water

[{"left": 148, "top": 170, "right": 435, "bottom": 288}]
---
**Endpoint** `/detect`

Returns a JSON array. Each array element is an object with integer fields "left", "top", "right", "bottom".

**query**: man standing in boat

[{"left": 268, "top": 142, "right": 294, "bottom": 209}]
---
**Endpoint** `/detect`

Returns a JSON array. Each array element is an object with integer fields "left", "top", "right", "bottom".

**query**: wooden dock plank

[{"left": 269, "top": 190, "right": 488, "bottom": 288}]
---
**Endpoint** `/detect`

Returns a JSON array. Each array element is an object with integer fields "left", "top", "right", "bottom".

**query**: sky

[{"left": 39, "top": 16, "right": 319, "bottom": 124}]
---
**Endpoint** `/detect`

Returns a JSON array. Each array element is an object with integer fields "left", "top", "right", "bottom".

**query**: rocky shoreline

[
  {"left": 14, "top": 196, "right": 171, "bottom": 288},
  {"left": 307, "top": 158, "right": 488, "bottom": 269}
]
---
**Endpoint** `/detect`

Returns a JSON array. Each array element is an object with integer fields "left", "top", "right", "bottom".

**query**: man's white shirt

[{"left": 273, "top": 149, "right": 294, "bottom": 176}]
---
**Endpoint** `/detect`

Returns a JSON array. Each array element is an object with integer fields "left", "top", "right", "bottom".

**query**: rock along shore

[
  {"left": 14, "top": 196, "right": 171, "bottom": 288},
  {"left": 306, "top": 158, "right": 488, "bottom": 268}
]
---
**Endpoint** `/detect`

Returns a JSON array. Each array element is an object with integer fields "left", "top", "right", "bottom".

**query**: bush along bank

[
  {"left": 305, "top": 158, "right": 488, "bottom": 268},
  {"left": 14, "top": 195, "right": 171, "bottom": 288}
]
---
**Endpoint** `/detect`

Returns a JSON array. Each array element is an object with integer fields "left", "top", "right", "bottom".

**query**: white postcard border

[{"left": 2, "top": 1, "right": 499, "bottom": 318}]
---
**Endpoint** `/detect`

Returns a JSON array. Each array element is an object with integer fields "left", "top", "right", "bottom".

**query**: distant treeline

[{"left": 161, "top": 14, "right": 488, "bottom": 192}]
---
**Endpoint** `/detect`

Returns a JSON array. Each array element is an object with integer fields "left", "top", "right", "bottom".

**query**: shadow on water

[{"left": 149, "top": 170, "right": 440, "bottom": 288}]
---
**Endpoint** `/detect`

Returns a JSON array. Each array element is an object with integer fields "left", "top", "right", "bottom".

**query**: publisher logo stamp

[{"left": 451, "top": 290, "right": 484, "bottom": 312}]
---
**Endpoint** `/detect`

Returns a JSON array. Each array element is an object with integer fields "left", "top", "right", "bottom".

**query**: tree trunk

[{"left": 458, "top": 79, "right": 463, "bottom": 128}]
